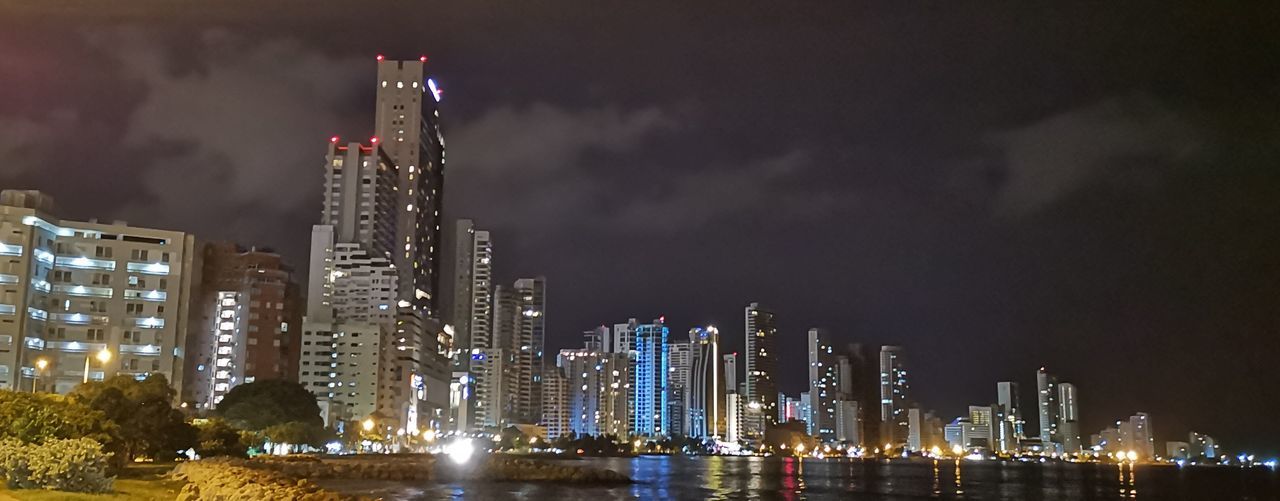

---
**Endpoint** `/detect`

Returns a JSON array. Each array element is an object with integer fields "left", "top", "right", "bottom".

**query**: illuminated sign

[{"left": 427, "top": 79, "right": 442, "bottom": 102}]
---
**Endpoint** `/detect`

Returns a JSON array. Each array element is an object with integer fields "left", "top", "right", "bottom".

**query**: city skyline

[{"left": 2, "top": 3, "right": 1279, "bottom": 456}]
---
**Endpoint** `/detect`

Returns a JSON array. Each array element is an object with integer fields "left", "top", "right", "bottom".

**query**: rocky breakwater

[
  {"left": 442, "top": 456, "right": 632, "bottom": 484},
  {"left": 245, "top": 454, "right": 436, "bottom": 481},
  {"left": 170, "top": 458, "right": 363, "bottom": 501}
]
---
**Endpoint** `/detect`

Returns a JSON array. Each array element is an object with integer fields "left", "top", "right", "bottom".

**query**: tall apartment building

[
  {"left": 1058, "top": 382, "right": 1081, "bottom": 453},
  {"left": 558, "top": 347, "right": 631, "bottom": 438},
  {"left": 996, "top": 381, "right": 1025, "bottom": 438},
  {"left": 744, "top": 302, "right": 778, "bottom": 436},
  {"left": 541, "top": 365, "right": 569, "bottom": 440},
  {"left": 1036, "top": 367, "right": 1061, "bottom": 450},
  {"left": 0, "top": 190, "right": 193, "bottom": 396},
  {"left": 632, "top": 318, "right": 669, "bottom": 437},
  {"left": 184, "top": 242, "right": 302, "bottom": 409},
  {"left": 444, "top": 237, "right": 488, "bottom": 431},
  {"left": 807, "top": 328, "right": 843, "bottom": 440},
  {"left": 513, "top": 277, "right": 546, "bottom": 425},
  {"left": 667, "top": 339, "right": 692, "bottom": 436},
  {"left": 879, "top": 345, "right": 910, "bottom": 447},
  {"left": 688, "top": 325, "right": 723, "bottom": 439},
  {"left": 374, "top": 56, "right": 447, "bottom": 316},
  {"left": 445, "top": 219, "right": 492, "bottom": 370}
]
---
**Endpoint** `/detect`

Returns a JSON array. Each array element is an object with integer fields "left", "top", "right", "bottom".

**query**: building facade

[
  {"left": 744, "top": 302, "right": 778, "bottom": 437},
  {"left": 0, "top": 190, "right": 194, "bottom": 396},
  {"left": 632, "top": 318, "right": 669, "bottom": 437},
  {"left": 184, "top": 242, "right": 302, "bottom": 410},
  {"left": 879, "top": 345, "right": 910, "bottom": 447}
]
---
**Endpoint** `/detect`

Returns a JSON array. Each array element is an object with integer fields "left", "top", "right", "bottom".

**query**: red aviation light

[
  {"left": 419, "top": 56, "right": 428, "bottom": 63},
  {"left": 370, "top": 136, "right": 380, "bottom": 144},
  {"left": 376, "top": 54, "right": 385, "bottom": 61},
  {"left": 330, "top": 136, "right": 340, "bottom": 143}
]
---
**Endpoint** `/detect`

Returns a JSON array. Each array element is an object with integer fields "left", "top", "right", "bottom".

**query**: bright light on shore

[{"left": 446, "top": 439, "right": 475, "bottom": 465}]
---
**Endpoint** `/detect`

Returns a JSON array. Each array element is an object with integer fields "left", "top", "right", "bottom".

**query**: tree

[
  {"left": 194, "top": 418, "right": 249, "bottom": 458},
  {"left": 214, "top": 379, "right": 323, "bottom": 431},
  {"left": 69, "top": 374, "right": 195, "bottom": 462},
  {"left": 0, "top": 391, "right": 116, "bottom": 445}
]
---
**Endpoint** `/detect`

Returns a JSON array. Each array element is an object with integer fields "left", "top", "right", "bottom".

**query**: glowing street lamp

[
  {"left": 83, "top": 349, "right": 110, "bottom": 383},
  {"left": 362, "top": 418, "right": 376, "bottom": 432},
  {"left": 32, "top": 358, "right": 49, "bottom": 393}
]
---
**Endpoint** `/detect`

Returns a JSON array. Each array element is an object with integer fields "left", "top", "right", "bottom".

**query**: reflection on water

[{"left": 331, "top": 455, "right": 1280, "bottom": 500}]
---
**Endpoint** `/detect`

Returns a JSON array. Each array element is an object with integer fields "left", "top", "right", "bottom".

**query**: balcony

[
  {"left": 119, "top": 344, "right": 162, "bottom": 356},
  {"left": 134, "top": 317, "right": 166, "bottom": 329},
  {"left": 46, "top": 341, "right": 107, "bottom": 353},
  {"left": 31, "top": 279, "right": 50, "bottom": 293},
  {"left": 0, "top": 304, "right": 14, "bottom": 315},
  {"left": 0, "top": 274, "right": 17, "bottom": 284},
  {"left": 27, "top": 307, "right": 47, "bottom": 321},
  {"left": 0, "top": 243, "right": 21, "bottom": 256},
  {"left": 123, "top": 289, "right": 167, "bottom": 302},
  {"left": 50, "top": 313, "right": 109, "bottom": 325},
  {"left": 52, "top": 284, "right": 113, "bottom": 298},
  {"left": 126, "top": 262, "right": 169, "bottom": 275},
  {"left": 57, "top": 256, "right": 116, "bottom": 271}
]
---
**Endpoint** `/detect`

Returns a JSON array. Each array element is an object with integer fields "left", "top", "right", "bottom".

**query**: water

[{"left": 326, "top": 456, "right": 1280, "bottom": 500}]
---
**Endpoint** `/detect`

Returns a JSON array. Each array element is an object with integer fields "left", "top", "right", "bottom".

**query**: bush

[
  {"left": 0, "top": 391, "right": 117, "bottom": 445},
  {"left": 0, "top": 438, "right": 114, "bottom": 493}
]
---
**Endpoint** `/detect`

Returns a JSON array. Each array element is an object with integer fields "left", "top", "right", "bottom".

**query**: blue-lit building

[{"left": 632, "top": 318, "right": 670, "bottom": 437}]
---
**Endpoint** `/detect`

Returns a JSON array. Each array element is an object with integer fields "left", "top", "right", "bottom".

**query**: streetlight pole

[
  {"left": 32, "top": 358, "right": 48, "bottom": 393},
  {"left": 83, "top": 349, "right": 110, "bottom": 384}
]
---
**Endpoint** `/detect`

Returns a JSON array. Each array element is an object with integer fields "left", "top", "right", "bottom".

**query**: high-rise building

[
  {"left": 996, "top": 381, "right": 1025, "bottom": 439},
  {"left": 541, "top": 364, "right": 569, "bottom": 440},
  {"left": 668, "top": 339, "right": 693, "bottom": 436},
  {"left": 184, "top": 242, "right": 302, "bottom": 410},
  {"left": 469, "top": 348, "right": 513, "bottom": 429},
  {"left": 632, "top": 318, "right": 669, "bottom": 437},
  {"left": 444, "top": 219, "right": 491, "bottom": 372},
  {"left": 723, "top": 352, "right": 737, "bottom": 390},
  {"left": 512, "top": 277, "right": 546, "bottom": 425},
  {"left": 373, "top": 57, "right": 446, "bottom": 316},
  {"left": 879, "top": 345, "right": 909, "bottom": 447},
  {"left": 1036, "top": 367, "right": 1060, "bottom": 449},
  {"left": 744, "top": 302, "right": 778, "bottom": 436},
  {"left": 559, "top": 348, "right": 631, "bottom": 438},
  {"left": 0, "top": 190, "right": 194, "bottom": 396},
  {"left": 302, "top": 134, "right": 451, "bottom": 435},
  {"left": 1120, "top": 412, "right": 1155, "bottom": 460},
  {"left": 612, "top": 318, "right": 637, "bottom": 355},
  {"left": 1189, "top": 432, "right": 1217, "bottom": 459},
  {"left": 725, "top": 392, "right": 742, "bottom": 444},
  {"left": 688, "top": 326, "right": 723, "bottom": 439},
  {"left": 835, "top": 400, "right": 861, "bottom": 444},
  {"left": 1058, "top": 382, "right": 1081, "bottom": 453},
  {"left": 807, "top": 328, "right": 842, "bottom": 441},
  {"left": 839, "top": 343, "right": 882, "bottom": 449}
]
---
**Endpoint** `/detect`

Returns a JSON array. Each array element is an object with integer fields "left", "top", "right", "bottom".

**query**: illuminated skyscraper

[
  {"left": 1036, "top": 367, "right": 1060, "bottom": 448},
  {"left": 879, "top": 346, "right": 910, "bottom": 446},
  {"left": 744, "top": 302, "right": 778, "bottom": 436},
  {"left": 807, "top": 328, "right": 841, "bottom": 440},
  {"left": 1058, "top": 382, "right": 1081, "bottom": 453},
  {"left": 373, "top": 57, "right": 446, "bottom": 316},
  {"left": 632, "top": 318, "right": 669, "bottom": 437},
  {"left": 688, "top": 326, "right": 724, "bottom": 439}
]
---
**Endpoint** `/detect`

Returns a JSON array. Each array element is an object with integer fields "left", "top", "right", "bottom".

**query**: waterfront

[{"left": 326, "top": 455, "right": 1280, "bottom": 500}]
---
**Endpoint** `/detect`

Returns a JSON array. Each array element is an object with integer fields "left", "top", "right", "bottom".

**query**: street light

[
  {"left": 83, "top": 349, "right": 110, "bottom": 383},
  {"left": 362, "top": 418, "right": 375, "bottom": 432},
  {"left": 32, "top": 358, "right": 49, "bottom": 393}
]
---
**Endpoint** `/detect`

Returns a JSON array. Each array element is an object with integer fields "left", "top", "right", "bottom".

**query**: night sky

[{"left": 3, "top": 2, "right": 1279, "bottom": 454}]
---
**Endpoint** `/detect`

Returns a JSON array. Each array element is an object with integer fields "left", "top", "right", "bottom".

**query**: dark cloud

[{"left": 990, "top": 96, "right": 1203, "bottom": 216}]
